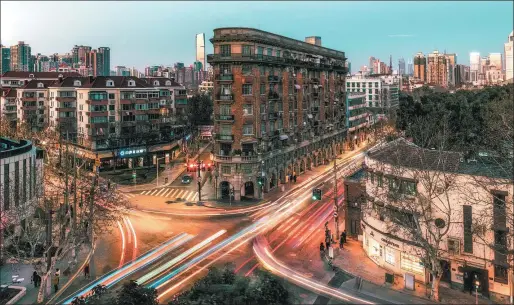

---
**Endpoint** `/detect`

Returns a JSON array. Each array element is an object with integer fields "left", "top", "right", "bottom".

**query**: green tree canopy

[{"left": 186, "top": 94, "right": 213, "bottom": 127}]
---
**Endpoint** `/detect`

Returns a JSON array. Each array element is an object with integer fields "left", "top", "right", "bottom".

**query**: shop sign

[
  {"left": 381, "top": 238, "right": 400, "bottom": 249},
  {"left": 119, "top": 148, "right": 147, "bottom": 158}
]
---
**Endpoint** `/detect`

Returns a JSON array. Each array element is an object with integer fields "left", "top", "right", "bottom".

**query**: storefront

[{"left": 362, "top": 221, "right": 427, "bottom": 285}]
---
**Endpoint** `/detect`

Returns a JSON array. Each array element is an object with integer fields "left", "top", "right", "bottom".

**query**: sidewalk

[
  {"left": 0, "top": 244, "right": 91, "bottom": 304},
  {"left": 332, "top": 239, "right": 495, "bottom": 304}
]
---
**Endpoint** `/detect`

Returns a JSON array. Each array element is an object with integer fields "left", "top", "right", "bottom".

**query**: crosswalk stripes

[
  {"left": 123, "top": 193, "right": 137, "bottom": 199},
  {"left": 139, "top": 187, "right": 199, "bottom": 201}
]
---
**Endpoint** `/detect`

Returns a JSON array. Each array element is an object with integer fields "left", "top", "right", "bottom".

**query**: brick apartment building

[{"left": 207, "top": 27, "right": 348, "bottom": 201}]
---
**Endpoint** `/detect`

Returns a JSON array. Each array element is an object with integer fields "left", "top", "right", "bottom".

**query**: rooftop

[
  {"left": 1, "top": 71, "right": 82, "bottom": 78},
  {"left": 0, "top": 137, "right": 33, "bottom": 159}
]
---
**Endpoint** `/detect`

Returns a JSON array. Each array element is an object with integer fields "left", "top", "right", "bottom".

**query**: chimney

[
  {"left": 58, "top": 76, "right": 63, "bottom": 83},
  {"left": 89, "top": 76, "right": 94, "bottom": 83}
]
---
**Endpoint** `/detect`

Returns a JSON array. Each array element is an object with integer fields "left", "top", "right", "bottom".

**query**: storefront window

[
  {"left": 385, "top": 247, "right": 395, "bottom": 265},
  {"left": 401, "top": 253, "right": 424, "bottom": 274}
]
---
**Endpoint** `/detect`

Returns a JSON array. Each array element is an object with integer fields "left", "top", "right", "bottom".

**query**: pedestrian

[
  {"left": 31, "top": 271, "right": 38, "bottom": 288},
  {"left": 320, "top": 242, "right": 325, "bottom": 253},
  {"left": 325, "top": 235, "right": 331, "bottom": 250},
  {"left": 293, "top": 175, "right": 297, "bottom": 183},
  {"left": 52, "top": 274, "right": 59, "bottom": 293},
  {"left": 339, "top": 234, "right": 344, "bottom": 249},
  {"left": 342, "top": 230, "right": 347, "bottom": 244},
  {"left": 36, "top": 273, "right": 41, "bottom": 287},
  {"left": 55, "top": 268, "right": 60, "bottom": 277},
  {"left": 84, "top": 263, "right": 90, "bottom": 279}
]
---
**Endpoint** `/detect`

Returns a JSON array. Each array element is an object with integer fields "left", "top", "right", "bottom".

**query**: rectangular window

[
  {"left": 14, "top": 161, "right": 19, "bottom": 207},
  {"left": 267, "top": 48, "right": 273, "bottom": 56},
  {"left": 243, "top": 104, "right": 253, "bottom": 115},
  {"left": 260, "top": 83, "right": 266, "bottom": 95},
  {"left": 241, "top": 164, "right": 252, "bottom": 174},
  {"left": 220, "top": 105, "right": 231, "bottom": 115},
  {"left": 276, "top": 50, "right": 281, "bottom": 57},
  {"left": 3, "top": 164, "right": 9, "bottom": 210},
  {"left": 109, "top": 105, "right": 115, "bottom": 111},
  {"left": 108, "top": 93, "right": 115, "bottom": 99},
  {"left": 242, "top": 64, "right": 252, "bottom": 75},
  {"left": 370, "top": 172, "right": 375, "bottom": 184},
  {"left": 222, "top": 165, "right": 231, "bottom": 175},
  {"left": 259, "top": 66, "right": 265, "bottom": 75},
  {"left": 260, "top": 122, "right": 266, "bottom": 135},
  {"left": 242, "top": 84, "right": 252, "bottom": 96},
  {"left": 400, "top": 253, "right": 423, "bottom": 274},
  {"left": 494, "top": 265, "right": 508, "bottom": 284},
  {"left": 402, "top": 180, "right": 417, "bottom": 195},
  {"left": 220, "top": 125, "right": 231, "bottom": 135},
  {"left": 385, "top": 247, "right": 395, "bottom": 265},
  {"left": 242, "top": 45, "right": 252, "bottom": 56},
  {"left": 257, "top": 47, "right": 264, "bottom": 57},
  {"left": 22, "top": 159, "right": 27, "bottom": 203},
  {"left": 220, "top": 45, "right": 231, "bottom": 56},
  {"left": 463, "top": 205, "right": 473, "bottom": 253},
  {"left": 243, "top": 124, "right": 254, "bottom": 135}
]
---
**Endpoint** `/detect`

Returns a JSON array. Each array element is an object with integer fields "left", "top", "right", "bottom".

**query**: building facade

[
  {"left": 363, "top": 139, "right": 513, "bottom": 303},
  {"left": 16, "top": 80, "right": 54, "bottom": 132},
  {"left": 0, "top": 88, "right": 18, "bottom": 129},
  {"left": 504, "top": 31, "right": 513, "bottom": 81},
  {"left": 413, "top": 52, "right": 426, "bottom": 82},
  {"left": 207, "top": 27, "right": 347, "bottom": 200},
  {"left": 196, "top": 33, "right": 206, "bottom": 72},
  {"left": 426, "top": 50, "right": 448, "bottom": 87},
  {"left": 470, "top": 52, "right": 481, "bottom": 85},
  {"left": 0, "top": 138, "right": 44, "bottom": 261},
  {"left": 10, "top": 41, "right": 32, "bottom": 72},
  {"left": 1, "top": 46, "right": 10, "bottom": 75},
  {"left": 346, "top": 93, "right": 369, "bottom": 148}
]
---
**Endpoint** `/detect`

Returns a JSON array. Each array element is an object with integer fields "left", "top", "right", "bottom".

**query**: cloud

[{"left": 388, "top": 34, "right": 416, "bottom": 38}]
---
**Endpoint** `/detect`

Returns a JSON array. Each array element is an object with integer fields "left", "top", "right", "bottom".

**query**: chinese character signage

[{"left": 118, "top": 148, "right": 147, "bottom": 158}]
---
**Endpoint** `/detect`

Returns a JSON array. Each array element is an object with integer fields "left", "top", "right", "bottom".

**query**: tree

[
  {"left": 169, "top": 266, "right": 291, "bottom": 305},
  {"left": 114, "top": 280, "right": 158, "bottom": 305},
  {"left": 186, "top": 94, "right": 213, "bottom": 127}
]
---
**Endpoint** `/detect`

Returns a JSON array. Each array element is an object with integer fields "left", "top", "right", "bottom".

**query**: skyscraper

[
  {"left": 469, "top": 52, "right": 481, "bottom": 84},
  {"left": 398, "top": 58, "right": 405, "bottom": 75},
  {"left": 505, "top": 31, "right": 513, "bottom": 81},
  {"left": 305, "top": 36, "right": 322, "bottom": 46},
  {"left": 1, "top": 45, "right": 10, "bottom": 74},
  {"left": 196, "top": 33, "right": 206, "bottom": 71},
  {"left": 407, "top": 59, "right": 414, "bottom": 76},
  {"left": 72, "top": 45, "right": 92, "bottom": 67},
  {"left": 98, "top": 47, "right": 110, "bottom": 76},
  {"left": 10, "top": 41, "right": 31, "bottom": 71},
  {"left": 488, "top": 53, "right": 502, "bottom": 71},
  {"left": 427, "top": 50, "right": 448, "bottom": 87},
  {"left": 414, "top": 52, "right": 426, "bottom": 82}
]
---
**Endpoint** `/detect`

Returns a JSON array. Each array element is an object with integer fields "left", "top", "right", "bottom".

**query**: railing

[
  {"left": 217, "top": 94, "right": 233, "bottom": 101},
  {"left": 268, "top": 75, "right": 281, "bottom": 82},
  {"left": 218, "top": 74, "right": 234, "bottom": 81},
  {"left": 268, "top": 91, "right": 280, "bottom": 100},
  {"left": 175, "top": 99, "right": 188, "bottom": 105},
  {"left": 207, "top": 53, "right": 348, "bottom": 73},
  {"left": 216, "top": 114, "right": 235, "bottom": 121},
  {"left": 216, "top": 134, "right": 234, "bottom": 141}
]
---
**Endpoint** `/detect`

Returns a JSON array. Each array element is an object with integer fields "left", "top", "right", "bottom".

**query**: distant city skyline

[{"left": 1, "top": 1, "right": 512, "bottom": 71}]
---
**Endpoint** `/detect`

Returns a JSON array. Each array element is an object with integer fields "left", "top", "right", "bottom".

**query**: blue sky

[{"left": 1, "top": 1, "right": 512, "bottom": 71}]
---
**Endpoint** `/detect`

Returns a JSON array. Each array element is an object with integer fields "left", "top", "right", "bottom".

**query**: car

[{"left": 181, "top": 175, "right": 193, "bottom": 184}]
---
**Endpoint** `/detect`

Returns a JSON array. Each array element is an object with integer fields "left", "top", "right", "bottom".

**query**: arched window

[
  {"left": 165, "top": 80, "right": 171, "bottom": 86},
  {"left": 74, "top": 80, "right": 82, "bottom": 86},
  {"left": 37, "top": 82, "right": 44, "bottom": 88},
  {"left": 29, "top": 74, "right": 35, "bottom": 78},
  {"left": 153, "top": 80, "right": 160, "bottom": 86}
]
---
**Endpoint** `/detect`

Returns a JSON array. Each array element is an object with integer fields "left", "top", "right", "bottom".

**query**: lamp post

[
  {"left": 156, "top": 156, "right": 166, "bottom": 187},
  {"left": 196, "top": 159, "right": 203, "bottom": 201},
  {"left": 474, "top": 276, "right": 480, "bottom": 305}
]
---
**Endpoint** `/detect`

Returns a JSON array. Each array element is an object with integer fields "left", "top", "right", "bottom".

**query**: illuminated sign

[{"left": 119, "top": 148, "right": 147, "bottom": 158}]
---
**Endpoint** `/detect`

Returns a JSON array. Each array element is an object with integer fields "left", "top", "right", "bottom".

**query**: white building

[
  {"left": 0, "top": 138, "right": 45, "bottom": 260},
  {"left": 505, "top": 31, "right": 514, "bottom": 81},
  {"left": 469, "top": 52, "right": 481, "bottom": 85},
  {"left": 363, "top": 139, "right": 513, "bottom": 303}
]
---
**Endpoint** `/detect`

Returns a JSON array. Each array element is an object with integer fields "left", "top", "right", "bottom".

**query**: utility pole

[{"left": 88, "top": 173, "right": 97, "bottom": 279}]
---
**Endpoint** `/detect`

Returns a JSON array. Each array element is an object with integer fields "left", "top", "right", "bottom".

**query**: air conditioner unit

[{"left": 447, "top": 238, "right": 460, "bottom": 255}]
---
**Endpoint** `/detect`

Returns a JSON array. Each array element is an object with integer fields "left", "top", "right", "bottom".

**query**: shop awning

[
  {"left": 279, "top": 135, "right": 288, "bottom": 140},
  {"left": 295, "top": 84, "right": 301, "bottom": 89}
]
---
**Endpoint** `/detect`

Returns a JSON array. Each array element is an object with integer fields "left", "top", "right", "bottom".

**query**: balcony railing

[
  {"left": 268, "top": 75, "right": 281, "bottom": 82},
  {"left": 216, "top": 114, "right": 235, "bottom": 121},
  {"left": 217, "top": 94, "right": 233, "bottom": 101},
  {"left": 175, "top": 99, "right": 188, "bottom": 105},
  {"left": 216, "top": 134, "right": 234, "bottom": 141},
  {"left": 207, "top": 53, "right": 348, "bottom": 73},
  {"left": 268, "top": 91, "right": 280, "bottom": 100},
  {"left": 217, "top": 74, "right": 234, "bottom": 81}
]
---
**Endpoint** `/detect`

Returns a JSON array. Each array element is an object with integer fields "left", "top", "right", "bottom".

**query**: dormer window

[
  {"left": 74, "top": 80, "right": 82, "bottom": 86},
  {"left": 165, "top": 81, "right": 171, "bottom": 86},
  {"left": 153, "top": 80, "right": 160, "bottom": 86},
  {"left": 106, "top": 80, "right": 114, "bottom": 87},
  {"left": 58, "top": 74, "right": 63, "bottom": 78},
  {"left": 128, "top": 80, "right": 135, "bottom": 87},
  {"left": 37, "top": 82, "right": 44, "bottom": 88},
  {"left": 29, "top": 74, "right": 35, "bottom": 78}
]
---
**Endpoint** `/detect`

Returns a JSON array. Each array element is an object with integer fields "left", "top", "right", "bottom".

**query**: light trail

[
  {"left": 136, "top": 230, "right": 227, "bottom": 285},
  {"left": 126, "top": 216, "right": 138, "bottom": 261},
  {"left": 62, "top": 233, "right": 191, "bottom": 304},
  {"left": 253, "top": 236, "right": 376, "bottom": 305},
  {"left": 117, "top": 221, "right": 126, "bottom": 268}
]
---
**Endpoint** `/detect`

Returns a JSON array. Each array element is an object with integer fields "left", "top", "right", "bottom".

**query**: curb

[{"left": 3, "top": 285, "right": 26, "bottom": 305}]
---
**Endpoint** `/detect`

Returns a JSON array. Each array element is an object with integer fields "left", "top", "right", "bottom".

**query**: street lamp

[
  {"left": 156, "top": 156, "right": 166, "bottom": 187},
  {"left": 474, "top": 276, "right": 480, "bottom": 305}
]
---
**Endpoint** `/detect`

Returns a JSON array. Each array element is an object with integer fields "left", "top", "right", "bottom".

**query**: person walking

[
  {"left": 342, "top": 230, "right": 347, "bottom": 244},
  {"left": 31, "top": 271, "right": 38, "bottom": 288},
  {"left": 325, "top": 235, "right": 331, "bottom": 250},
  {"left": 84, "top": 263, "right": 90, "bottom": 279},
  {"left": 320, "top": 242, "right": 325, "bottom": 253},
  {"left": 339, "top": 234, "right": 344, "bottom": 249},
  {"left": 52, "top": 274, "right": 60, "bottom": 293}
]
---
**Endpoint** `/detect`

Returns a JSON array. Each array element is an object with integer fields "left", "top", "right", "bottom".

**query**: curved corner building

[{"left": 207, "top": 27, "right": 348, "bottom": 201}]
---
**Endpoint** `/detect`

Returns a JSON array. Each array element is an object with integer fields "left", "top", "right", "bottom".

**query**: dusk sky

[{"left": 1, "top": 1, "right": 512, "bottom": 71}]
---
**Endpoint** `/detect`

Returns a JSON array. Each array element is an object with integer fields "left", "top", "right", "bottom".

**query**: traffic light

[{"left": 312, "top": 188, "right": 322, "bottom": 200}]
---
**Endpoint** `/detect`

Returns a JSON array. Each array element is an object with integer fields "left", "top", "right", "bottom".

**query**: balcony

[
  {"left": 56, "top": 107, "right": 76, "bottom": 112},
  {"left": 216, "top": 94, "right": 234, "bottom": 102},
  {"left": 86, "top": 122, "right": 108, "bottom": 128},
  {"left": 268, "top": 112, "right": 278, "bottom": 120},
  {"left": 22, "top": 96, "right": 37, "bottom": 102},
  {"left": 175, "top": 99, "right": 188, "bottom": 106},
  {"left": 217, "top": 74, "right": 234, "bottom": 82},
  {"left": 175, "top": 94, "right": 187, "bottom": 100},
  {"left": 214, "top": 154, "right": 259, "bottom": 163},
  {"left": 216, "top": 134, "right": 234, "bottom": 142},
  {"left": 311, "top": 77, "right": 320, "bottom": 84},
  {"left": 86, "top": 99, "right": 108, "bottom": 105},
  {"left": 216, "top": 114, "right": 235, "bottom": 122},
  {"left": 56, "top": 117, "right": 76, "bottom": 123},
  {"left": 87, "top": 111, "right": 109, "bottom": 117},
  {"left": 207, "top": 54, "right": 348, "bottom": 73},
  {"left": 56, "top": 96, "right": 76, "bottom": 102},
  {"left": 22, "top": 105, "right": 37, "bottom": 111},
  {"left": 268, "top": 91, "right": 280, "bottom": 100}
]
